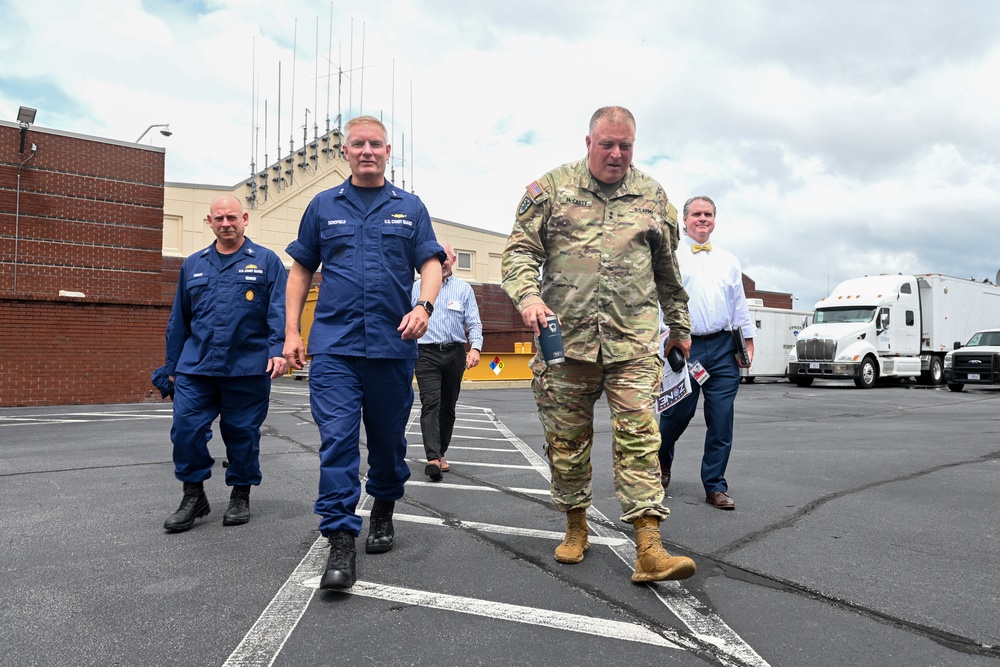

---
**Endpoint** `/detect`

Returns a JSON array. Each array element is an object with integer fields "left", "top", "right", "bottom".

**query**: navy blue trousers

[
  {"left": 659, "top": 333, "right": 740, "bottom": 494},
  {"left": 171, "top": 373, "right": 270, "bottom": 486},
  {"left": 310, "top": 354, "right": 414, "bottom": 537}
]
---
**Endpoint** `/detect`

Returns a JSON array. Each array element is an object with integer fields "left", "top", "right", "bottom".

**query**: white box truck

[
  {"left": 740, "top": 300, "right": 812, "bottom": 382},
  {"left": 787, "top": 274, "right": 1000, "bottom": 388}
]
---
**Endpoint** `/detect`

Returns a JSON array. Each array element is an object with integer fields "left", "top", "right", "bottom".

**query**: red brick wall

[
  {"left": 0, "top": 124, "right": 164, "bottom": 300},
  {"left": 0, "top": 296, "right": 170, "bottom": 406},
  {"left": 472, "top": 282, "right": 533, "bottom": 352},
  {"left": 0, "top": 123, "right": 171, "bottom": 406}
]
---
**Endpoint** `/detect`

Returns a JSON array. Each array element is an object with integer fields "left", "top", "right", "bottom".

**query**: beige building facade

[{"left": 163, "top": 128, "right": 508, "bottom": 285}]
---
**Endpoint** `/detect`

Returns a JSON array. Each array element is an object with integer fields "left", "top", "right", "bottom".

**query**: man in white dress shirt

[
  {"left": 658, "top": 196, "right": 755, "bottom": 510},
  {"left": 412, "top": 243, "right": 483, "bottom": 480}
]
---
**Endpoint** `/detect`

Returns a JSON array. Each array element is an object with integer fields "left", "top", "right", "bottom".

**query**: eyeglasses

[{"left": 348, "top": 140, "right": 385, "bottom": 150}]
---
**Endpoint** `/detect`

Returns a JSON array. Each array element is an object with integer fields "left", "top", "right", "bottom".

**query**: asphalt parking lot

[{"left": 1, "top": 377, "right": 998, "bottom": 666}]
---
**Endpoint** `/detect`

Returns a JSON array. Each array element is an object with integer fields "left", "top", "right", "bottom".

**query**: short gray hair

[
  {"left": 589, "top": 106, "right": 636, "bottom": 134},
  {"left": 683, "top": 196, "right": 716, "bottom": 219}
]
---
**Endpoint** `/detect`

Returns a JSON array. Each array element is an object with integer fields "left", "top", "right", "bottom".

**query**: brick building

[{"left": 0, "top": 120, "right": 171, "bottom": 406}]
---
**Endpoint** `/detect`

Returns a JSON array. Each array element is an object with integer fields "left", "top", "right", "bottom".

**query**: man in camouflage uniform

[{"left": 502, "top": 106, "right": 697, "bottom": 584}]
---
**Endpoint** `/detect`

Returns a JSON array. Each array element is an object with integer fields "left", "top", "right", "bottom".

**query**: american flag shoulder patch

[{"left": 526, "top": 180, "right": 544, "bottom": 200}]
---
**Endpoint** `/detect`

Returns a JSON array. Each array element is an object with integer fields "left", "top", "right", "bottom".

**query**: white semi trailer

[
  {"left": 740, "top": 300, "right": 812, "bottom": 382},
  {"left": 787, "top": 274, "right": 1000, "bottom": 388}
]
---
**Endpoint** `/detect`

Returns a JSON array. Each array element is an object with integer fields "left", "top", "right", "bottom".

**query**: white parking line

[
  {"left": 300, "top": 580, "right": 681, "bottom": 649},
  {"left": 411, "top": 458, "right": 535, "bottom": 470},
  {"left": 355, "top": 509, "right": 630, "bottom": 546},
  {"left": 405, "top": 479, "right": 549, "bottom": 496}
]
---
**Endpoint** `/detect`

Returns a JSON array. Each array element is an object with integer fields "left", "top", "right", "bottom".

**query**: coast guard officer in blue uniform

[
  {"left": 164, "top": 193, "right": 287, "bottom": 532},
  {"left": 284, "top": 115, "right": 444, "bottom": 590}
]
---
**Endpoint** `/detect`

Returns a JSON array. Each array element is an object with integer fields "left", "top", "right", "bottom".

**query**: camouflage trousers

[{"left": 531, "top": 354, "right": 669, "bottom": 523}]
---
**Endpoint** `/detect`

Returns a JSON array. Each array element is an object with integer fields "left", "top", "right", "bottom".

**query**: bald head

[
  {"left": 207, "top": 193, "right": 249, "bottom": 252},
  {"left": 441, "top": 242, "right": 456, "bottom": 279}
]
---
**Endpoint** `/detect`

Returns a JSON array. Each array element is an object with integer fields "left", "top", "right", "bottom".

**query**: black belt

[
  {"left": 419, "top": 342, "right": 464, "bottom": 351},
  {"left": 690, "top": 330, "right": 727, "bottom": 341}
]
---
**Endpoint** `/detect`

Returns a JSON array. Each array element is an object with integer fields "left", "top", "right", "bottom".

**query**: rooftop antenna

[
  {"left": 359, "top": 22, "right": 366, "bottom": 113},
  {"left": 261, "top": 99, "right": 269, "bottom": 202},
  {"left": 349, "top": 19, "right": 354, "bottom": 119},
  {"left": 247, "top": 36, "right": 258, "bottom": 208},
  {"left": 311, "top": 15, "right": 319, "bottom": 168},
  {"left": 390, "top": 58, "right": 395, "bottom": 184},
  {"left": 287, "top": 18, "right": 297, "bottom": 186},
  {"left": 273, "top": 61, "right": 283, "bottom": 192},
  {"left": 324, "top": 3, "right": 332, "bottom": 161},
  {"left": 410, "top": 80, "right": 415, "bottom": 193}
]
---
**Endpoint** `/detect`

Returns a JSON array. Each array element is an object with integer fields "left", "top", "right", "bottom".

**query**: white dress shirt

[{"left": 676, "top": 235, "right": 755, "bottom": 339}]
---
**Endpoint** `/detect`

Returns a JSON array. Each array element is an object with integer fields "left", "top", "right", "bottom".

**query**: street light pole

[{"left": 136, "top": 124, "right": 172, "bottom": 143}]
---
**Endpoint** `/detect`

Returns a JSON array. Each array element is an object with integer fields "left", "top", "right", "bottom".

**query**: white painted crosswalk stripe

[
  {"left": 356, "top": 509, "right": 630, "bottom": 546},
  {"left": 300, "top": 580, "right": 681, "bottom": 649},
  {"left": 405, "top": 479, "right": 549, "bottom": 495}
]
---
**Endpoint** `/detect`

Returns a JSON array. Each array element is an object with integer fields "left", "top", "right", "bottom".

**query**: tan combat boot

[
  {"left": 631, "top": 515, "right": 696, "bottom": 583},
  {"left": 554, "top": 507, "right": 590, "bottom": 563}
]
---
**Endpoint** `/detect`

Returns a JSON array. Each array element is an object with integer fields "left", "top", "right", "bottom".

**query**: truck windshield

[
  {"left": 966, "top": 331, "right": 1000, "bottom": 346},
  {"left": 814, "top": 307, "right": 876, "bottom": 324}
]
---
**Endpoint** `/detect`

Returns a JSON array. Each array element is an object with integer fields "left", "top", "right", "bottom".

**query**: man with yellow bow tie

[{"left": 659, "top": 196, "right": 754, "bottom": 511}]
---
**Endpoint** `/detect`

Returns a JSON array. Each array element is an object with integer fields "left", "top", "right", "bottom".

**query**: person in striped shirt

[{"left": 412, "top": 242, "right": 483, "bottom": 480}]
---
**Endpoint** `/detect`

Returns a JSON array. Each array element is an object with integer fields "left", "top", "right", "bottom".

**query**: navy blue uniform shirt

[
  {"left": 166, "top": 237, "right": 287, "bottom": 377},
  {"left": 286, "top": 178, "right": 444, "bottom": 360}
]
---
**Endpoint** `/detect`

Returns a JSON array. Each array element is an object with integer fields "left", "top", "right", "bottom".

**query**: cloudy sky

[{"left": 3, "top": 0, "right": 999, "bottom": 307}]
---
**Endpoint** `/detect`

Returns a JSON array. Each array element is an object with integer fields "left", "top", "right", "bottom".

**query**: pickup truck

[{"left": 943, "top": 328, "right": 1000, "bottom": 392}]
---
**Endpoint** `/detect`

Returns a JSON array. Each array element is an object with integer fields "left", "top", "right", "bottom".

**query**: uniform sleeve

[
  {"left": 286, "top": 198, "right": 323, "bottom": 272},
  {"left": 464, "top": 283, "right": 484, "bottom": 350},
  {"left": 501, "top": 178, "right": 552, "bottom": 312},
  {"left": 411, "top": 198, "right": 446, "bottom": 270},
  {"left": 164, "top": 261, "right": 191, "bottom": 376},
  {"left": 652, "top": 197, "right": 691, "bottom": 340},
  {"left": 265, "top": 252, "right": 288, "bottom": 359}
]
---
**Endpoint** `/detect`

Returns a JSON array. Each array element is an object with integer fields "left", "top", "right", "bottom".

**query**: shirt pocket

[
  {"left": 320, "top": 224, "right": 357, "bottom": 266},
  {"left": 380, "top": 224, "right": 415, "bottom": 275},
  {"left": 235, "top": 276, "right": 266, "bottom": 313},
  {"left": 185, "top": 276, "right": 210, "bottom": 308}
]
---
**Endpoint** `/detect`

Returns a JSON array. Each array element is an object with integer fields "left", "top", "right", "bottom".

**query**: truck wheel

[
  {"left": 854, "top": 357, "right": 878, "bottom": 389},
  {"left": 927, "top": 356, "right": 944, "bottom": 385},
  {"left": 744, "top": 376, "right": 756, "bottom": 384},
  {"left": 792, "top": 376, "right": 813, "bottom": 387},
  {"left": 947, "top": 383, "right": 964, "bottom": 392}
]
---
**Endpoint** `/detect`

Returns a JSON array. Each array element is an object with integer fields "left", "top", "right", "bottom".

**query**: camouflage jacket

[{"left": 502, "top": 158, "right": 691, "bottom": 364}]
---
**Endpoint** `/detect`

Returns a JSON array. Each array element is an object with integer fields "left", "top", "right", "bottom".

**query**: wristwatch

[{"left": 416, "top": 300, "right": 434, "bottom": 315}]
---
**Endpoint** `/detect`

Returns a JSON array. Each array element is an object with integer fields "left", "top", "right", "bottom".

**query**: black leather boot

[
  {"left": 365, "top": 499, "right": 395, "bottom": 554},
  {"left": 164, "top": 482, "right": 210, "bottom": 533},
  {"left": 223, "top": 485, "right": 251, "bottom": 526},
  {"left": 320, "top": 531, "right": 357, "bottom": 590}
]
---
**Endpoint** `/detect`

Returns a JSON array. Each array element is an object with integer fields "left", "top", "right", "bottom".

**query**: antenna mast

[{"left": 288, "top": 19, "right": 297, "bottom": 186}]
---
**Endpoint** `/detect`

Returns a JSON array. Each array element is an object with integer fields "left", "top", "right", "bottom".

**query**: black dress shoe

[
  {"left": 660, "top": 469, "right": 671, "bottom": 490},
  {"left": 706, "top": 491, "right": 736, "bottom": 510},
  {"left": 320, "top": 531, "right": 357, "bottom": 590},
  {"left": 365, "top": 499, "right": 395, "bottom": 554},
  {"left": 223, "top": 485, "right": 251, "bottom": 526},
  {"left": 164, "top": 482, "right": 210, "bottom": 532}
]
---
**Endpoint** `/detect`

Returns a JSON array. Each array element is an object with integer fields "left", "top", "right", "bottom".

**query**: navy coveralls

[
  {"left": 287, "top": 178, "right": 444, "bottom": 537},
  {"left": 165, "top": 238, "right": 287, "bottom": 487}
]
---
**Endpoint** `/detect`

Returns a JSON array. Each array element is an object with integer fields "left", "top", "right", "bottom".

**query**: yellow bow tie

[{"left": 692, "top": 243, "right": 712, "bottom": 253}]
